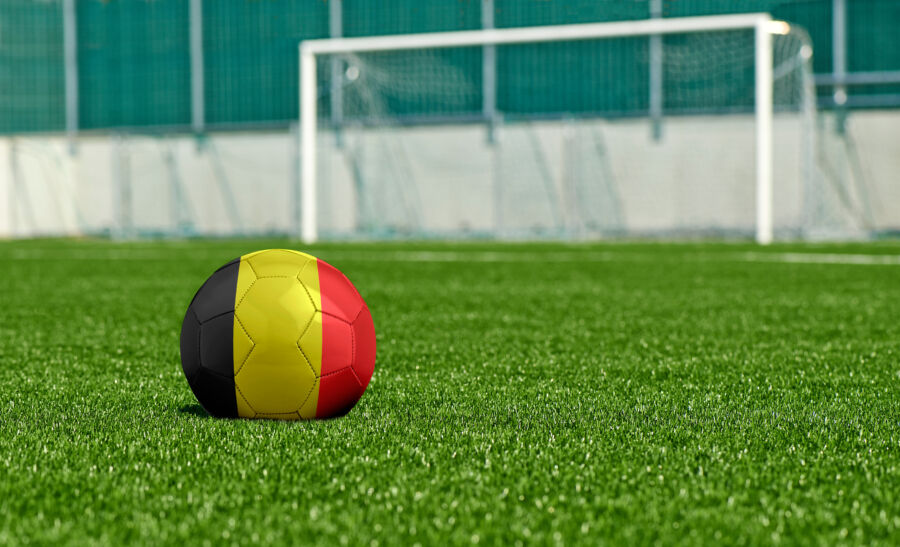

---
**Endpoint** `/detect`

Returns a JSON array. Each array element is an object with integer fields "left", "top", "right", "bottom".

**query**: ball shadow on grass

[
  {"left": 176, "top": 403, "right": 359, "bottom": 420},
  {"left": 178, "top": 404, "right": 214, "bottom": 418}
]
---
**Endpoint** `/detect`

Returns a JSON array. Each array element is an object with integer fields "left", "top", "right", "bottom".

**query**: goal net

[{"left": 301, "top": 14, "right": 859, "bottom": 243}]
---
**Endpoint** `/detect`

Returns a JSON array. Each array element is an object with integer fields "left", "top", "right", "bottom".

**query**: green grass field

[{"left": 1, "top": 239, "right": 899, "bottom": 545}]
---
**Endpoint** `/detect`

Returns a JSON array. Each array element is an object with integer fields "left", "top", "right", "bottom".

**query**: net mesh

[{"left": 311, "top": 27, "right": 866, "bottom": 240}]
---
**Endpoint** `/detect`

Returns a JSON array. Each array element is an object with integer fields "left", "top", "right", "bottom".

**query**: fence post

[
  {"left": 329, "top": 0, "right": 343, "bottom": 146},
  {"left": 8, "top": 140, "right": 18, "bottom": 236},
  {"left": 113, "top": 135, "right": 133, "bottom": 239},
  {"left": 649, "top": 0, "right": 663, "bottom": 141},
  {"left": 482, "top": 0, "right": 497, "bottom": 143},
  {"left": 832, "top": 0, "right": 847, "bottom": 133},
  {"left": 300, "top": 46, "right": 318, "bottom": 243},
  {"left": 190, "top": 0, "right": 205, "bottom": 134},
  {"left": 63, "top": 0, "right": 78, "bottom": 154},
  {"left": 291, "top": 122, "right": 301, "bottom": 237}
]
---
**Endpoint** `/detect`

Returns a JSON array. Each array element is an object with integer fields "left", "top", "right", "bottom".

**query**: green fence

[
  {"left": 0, "top": 0, "right": 897, "bottom": 133},
  {"left": 77, "top": 0, "right": 190, "bottom": 129},
  {"left": 0, "top": 1, "right": 65, "bottom": 132}
]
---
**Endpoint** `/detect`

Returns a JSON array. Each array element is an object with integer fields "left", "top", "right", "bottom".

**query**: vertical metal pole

[
  {"left": 832, "top": 0, "right": 847, "bottom": 133},
  {"left": 755, "top": 21, "right": 773, "bottom": 245},
  {"left": 165, "top": 141, "right": 180, "bottom": 232},
  {"left": 113, "top": 135, "right": 132, "bottom": 239},
  {"left": 799, "top": 41, "right": 816, "bottom": 237},
  {"left": 561, "top": 120, "right": 581, "bottom": 236},
  {"left": 300, "top": 46, "right": 318, "bottom": 243},
  {"left": 492, "top": 139, "right": 503, "bottom": 234},
  {"left": 483, "top": 0, "right": 500, "bottom": 234},
  {"left": 329, "top": 0, "right": 344, "bottom": 146},
  {"left": 207, "top": 141, "right": 244, "bottom": 233},
  {"left": 482, "top": 0, "right": 497, "bottom": 143},
  {"left": 190, "top": 0, "right": 205, "bottom": 134},
  {"left": 8, "top": 140, "right": 18, "bottom": 236},
  {"left": 9, "top": 140, "right": 37, "bottom": 235},
  {"left": 164, "top": 139, "right": 195, "bottom": 235},
  {"left": 290, "top": 122, "right": 301, "bottom": 236},
  {"left": 63, "top": 0, "right": 78, "bottom": 154},
  {"left": 649, "top": 0, "right": 663, "bottom": 141}
]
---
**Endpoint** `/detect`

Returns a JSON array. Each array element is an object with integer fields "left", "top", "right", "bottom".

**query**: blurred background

[{"left": 0, "top": 0, "right": 897, "bottom": 241}]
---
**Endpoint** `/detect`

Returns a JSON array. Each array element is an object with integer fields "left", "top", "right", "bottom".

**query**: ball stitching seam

[
  {"left": 234, "top": 383, "right": 256, "bottom": 416},
  {"left": 233, "top": 315, "right": 255, "bottom": 376}
]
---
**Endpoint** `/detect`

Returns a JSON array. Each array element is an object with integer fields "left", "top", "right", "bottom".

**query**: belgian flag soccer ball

[{"left": 180, "top": 249, "right": 376, "bottom": 420}]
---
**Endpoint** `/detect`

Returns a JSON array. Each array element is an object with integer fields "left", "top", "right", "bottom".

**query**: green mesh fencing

[
  {"left": 0, "top": 0, "right": 65, "bottom": 133},
  {"left": 495, "top": 1, "right": 649, "bottom": 117},
  {"left": 77, "top": 0, "right": 190, "bottom": 129},
  {"left": 336, "top": 0, "right": 482, "bottom": 120},
  {"left": 0, "top": 0, "right": 897, "bottom": 133},
  {"left": 204, "top": 0, "right": 328, "bottom": 126},
  {"left": 846, "top": 0, "right": 900, "bottom": 100},
  {"left": 343, "top": 0, "right": 480, "bottom": 36},
  {"left": 496, "top": 0, "right": 650, "bottom": 26}
]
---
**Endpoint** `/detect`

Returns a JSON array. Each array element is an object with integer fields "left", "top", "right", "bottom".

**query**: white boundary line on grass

[
  {"left": 740, "top": 252, "right": 900, "bottom": 266},
  {"left": 323, "top": 251, "right": 900, "bottom": 265},
  {"left": 4, "top": 249, "right": 900, "bottom": 266}
]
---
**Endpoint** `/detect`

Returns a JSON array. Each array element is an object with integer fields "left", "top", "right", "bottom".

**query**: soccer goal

[{"left": 298, "top": 14, "right": 819, "bottom": 244}]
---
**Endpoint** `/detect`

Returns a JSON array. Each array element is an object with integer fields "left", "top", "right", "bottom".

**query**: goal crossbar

[{"left": 299, "top": 13, "right": 781, "bottom": 243}]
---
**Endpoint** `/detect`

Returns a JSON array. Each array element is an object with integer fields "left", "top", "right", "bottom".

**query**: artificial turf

[{"left": 1, "top": 239, "right": 899, "bottom": 545}]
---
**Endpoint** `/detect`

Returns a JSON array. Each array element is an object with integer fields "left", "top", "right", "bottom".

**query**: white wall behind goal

[{"left": 1, "top": 110, "right": 898, "bottom": 240}]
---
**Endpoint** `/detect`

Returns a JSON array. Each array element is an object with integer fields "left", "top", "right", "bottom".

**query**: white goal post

[{"left": 298, "top": 13, "right": 789, "bottom": 244}]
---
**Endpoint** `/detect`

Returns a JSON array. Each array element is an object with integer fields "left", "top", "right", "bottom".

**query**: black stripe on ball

[{"left": 180, "top": 257, "right": 241, "bottom": 418}]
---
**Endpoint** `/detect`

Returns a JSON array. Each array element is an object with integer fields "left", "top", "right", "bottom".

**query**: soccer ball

[{"left": 180, "top": 249, "right": 376, "bottom": 420}]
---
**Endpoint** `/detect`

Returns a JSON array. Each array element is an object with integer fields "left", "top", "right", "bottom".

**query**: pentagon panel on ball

[{"left": 180, "top": 249, "right": 376, "bottom": 420}]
